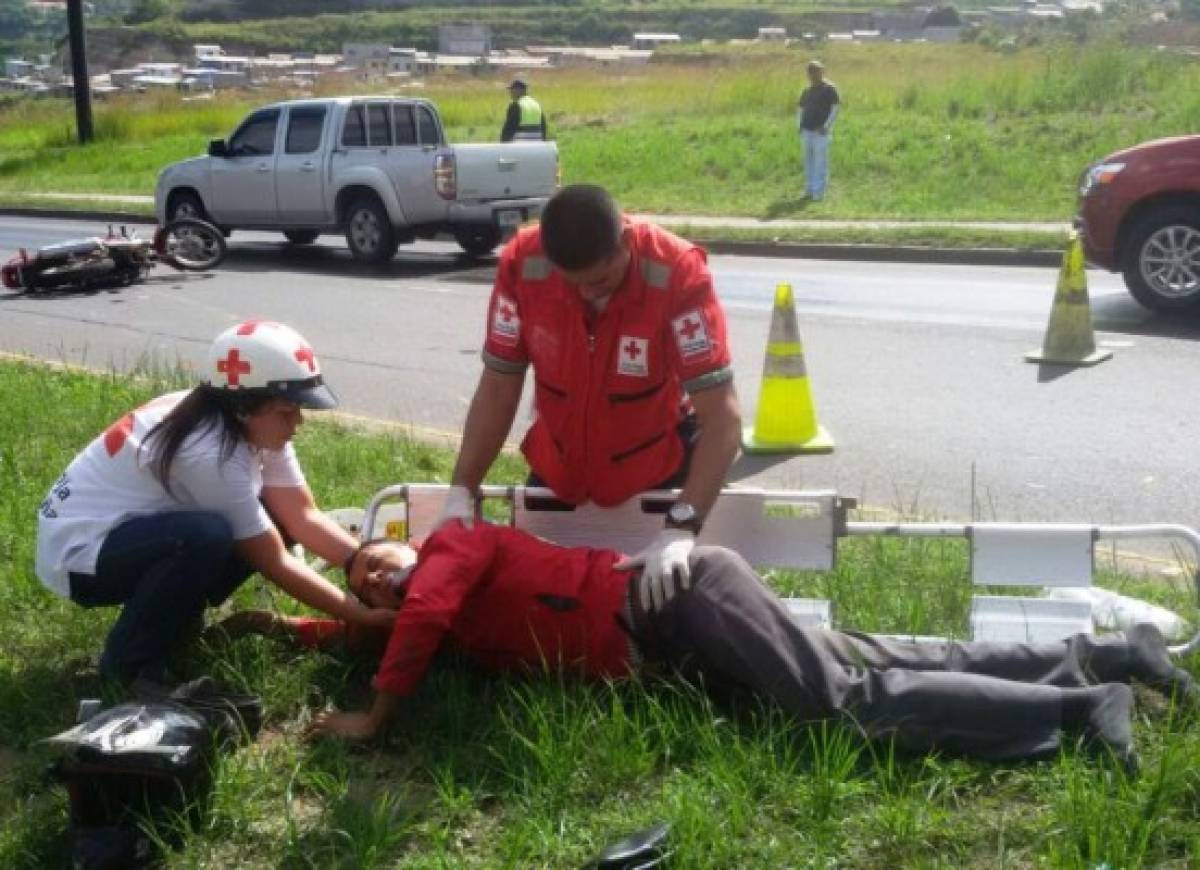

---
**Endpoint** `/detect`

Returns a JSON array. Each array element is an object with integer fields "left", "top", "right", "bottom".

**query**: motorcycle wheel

[{"left": 157, "top": 218, "right": 227, "bottom": 271}]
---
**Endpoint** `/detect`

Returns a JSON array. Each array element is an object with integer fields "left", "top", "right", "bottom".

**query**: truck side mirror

[{"left": 208, "top": 138, "right": 228, "bottom": 158}]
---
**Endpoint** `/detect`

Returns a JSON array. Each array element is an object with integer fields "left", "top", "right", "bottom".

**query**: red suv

[{"left": 1077, "top": 134, "right": 1200, "bottom": 311}]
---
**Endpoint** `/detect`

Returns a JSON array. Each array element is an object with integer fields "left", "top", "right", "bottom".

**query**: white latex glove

[
  {"left": 435, "top": 485, "right": 476, "bottom": 532},
  {"left": 615, "top": 529, "right": 696, "bottom": 612}
]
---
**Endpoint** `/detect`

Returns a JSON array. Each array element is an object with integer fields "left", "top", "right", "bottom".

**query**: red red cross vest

[{"left": 483, "top": 221, "right": 732, "bottom": 507}]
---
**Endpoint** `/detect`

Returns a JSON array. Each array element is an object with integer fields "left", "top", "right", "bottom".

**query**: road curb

[
  {"left": 0, "top": 205, "right": 1062, "bottom": 267},
  {"left": 0, "top": 205, "right": 154, "bottom": 225}
]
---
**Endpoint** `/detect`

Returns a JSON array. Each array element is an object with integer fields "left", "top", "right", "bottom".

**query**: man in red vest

[
  {"left": 216, "top": 528, "right": 1196, "bottom": 768},
  {"left": 440, "top": 184, "right": 743, "bottom": 612}
]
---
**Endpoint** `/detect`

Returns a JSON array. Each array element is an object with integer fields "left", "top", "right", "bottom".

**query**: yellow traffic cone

[
  {"left": 1025, "top": 233, "right": 1112, "bottom": 366},
  {"left": 742, "top": 283, "right": 834, "bottom": 454}
]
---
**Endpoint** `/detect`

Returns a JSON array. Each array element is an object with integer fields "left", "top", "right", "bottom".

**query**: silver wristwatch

[{"left": 665, "top": 501, "right": 703, "bottom": 534}]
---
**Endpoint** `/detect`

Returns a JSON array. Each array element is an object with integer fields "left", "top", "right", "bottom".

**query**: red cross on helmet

[{"left": 204, "top": 320, "right": 338, "bottom": 409}]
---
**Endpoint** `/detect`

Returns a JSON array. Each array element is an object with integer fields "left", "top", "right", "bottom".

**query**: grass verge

[
  {"left": 0, "top": 194, "right": 156, "bottom": 218},
  {"left": 672, "top": 224, "right": 1070, "bottom": 253},
  {"left": 2, "top": 359, "right": 1199, "bottom": 867}
]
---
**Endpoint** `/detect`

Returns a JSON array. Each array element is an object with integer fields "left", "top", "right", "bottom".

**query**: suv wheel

[
  {"left": 344, "top": 196, "right": 398, "bottom": 263},
  {"left": 1121, "top": 206, "right": 1200, "bottom": 311},
  {"left": 283, "top": 230, "right": 320, "bottom": 245},
  {"left": 453, "top": 225, "right": 502, "bottom": 259}
]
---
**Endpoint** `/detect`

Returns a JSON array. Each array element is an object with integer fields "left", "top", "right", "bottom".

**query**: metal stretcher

[{"left": 344, "top": 484, "right": 1200, "bottom": 658}]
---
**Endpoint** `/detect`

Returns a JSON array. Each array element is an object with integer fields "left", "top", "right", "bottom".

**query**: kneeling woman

[{"left": 35, "top": 320, "right": 394, "bottom": 690}]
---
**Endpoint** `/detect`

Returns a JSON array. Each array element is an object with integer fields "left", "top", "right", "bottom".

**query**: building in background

[
  {"left": 439, "top": 24, "right": 493, "bottom": 56},
  {"left": 4, "top": 59, "right": 33, "bottom": 79},
  {"left": 341, "top": 43, "right": 390, "bottom": 75},
  {"left": 632, "top": 33, "right": 682, "bottom": 50},
  {"left": 389, "top": 48, "right": 419, "bottom": 76}
]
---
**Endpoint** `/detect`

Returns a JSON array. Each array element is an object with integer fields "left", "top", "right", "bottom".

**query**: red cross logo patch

[
  {"left": 672, "top": 310, "right": 711, "bottom": 360},
  {"left": 617, "top": 335, "right": 649, "bottom": 377},
  {"left": 103, "top": 413, "right": 135, "bottom": 458},
  {"left": 294, "top": 345, "right": 316, "bottom": 373},
  {"left": 101, "top": 396, "right": 179, "bottom": 459},
  {"left": 217, "top": 347, "right": 252, "bottom": 387},
  {"left": 236, "top": 319, "right": 273, "bottom": 336},
  {"left": 490, "top": 294, "right": 520, "bottom": 347}
]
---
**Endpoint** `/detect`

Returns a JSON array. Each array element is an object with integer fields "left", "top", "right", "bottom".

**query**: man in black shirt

[{"left": 797, "top": 60, "right": 841, "bottom": 201}]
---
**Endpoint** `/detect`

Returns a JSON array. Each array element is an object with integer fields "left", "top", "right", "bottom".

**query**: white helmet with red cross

[{"left": 204, "top": 320, "right": 337, "bottom": 409}]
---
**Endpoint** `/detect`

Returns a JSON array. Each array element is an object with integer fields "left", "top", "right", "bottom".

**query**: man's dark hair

[
  {"left": 539, "top": 184, "right": 624, "bottom": 271},
  {"left": 344, "top": 537, "right": 400, "bottom": 602}
]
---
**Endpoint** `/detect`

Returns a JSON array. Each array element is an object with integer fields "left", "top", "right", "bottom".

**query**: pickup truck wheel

[
  {"left": 454, "top": 225, "right": 502, "bottom": 259},
  {"left": 1121, "top": 206, "right": 1200, "bottom": 311},
  {"left": 284, "top": 230, "right": 320, "bottom": 245},
  {"left": 344, "top": 197, "right": 398, "bottom": 263},
  {"left": 167, "top": 191, "right": 208, "bottom": 224}
]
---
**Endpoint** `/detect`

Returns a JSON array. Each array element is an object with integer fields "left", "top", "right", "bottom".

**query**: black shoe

[
  {"left": 1080, "top": 683, "right": 1139, "bottom": 775},
  {"left": 584, "top": 822, "right": 672, "bottom": 869},
  {"left": 181, "top": 613, "right": 206, "bottom": 646},
  {"left": 1126, "top": 623, "right": 1199, "bottom": 708}
]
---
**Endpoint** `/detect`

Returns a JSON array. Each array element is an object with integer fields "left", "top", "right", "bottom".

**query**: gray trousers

[{"left": 631, "top": 547, "right": 1141, "bottom": 761}]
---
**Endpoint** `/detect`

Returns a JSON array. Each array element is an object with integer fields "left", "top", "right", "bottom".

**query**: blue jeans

[
  {"left": 69, "top": 511, "right": 255, "bottom": 683},
  {"left": 802, "top": 129, "right": 831, "bottom": 199}
]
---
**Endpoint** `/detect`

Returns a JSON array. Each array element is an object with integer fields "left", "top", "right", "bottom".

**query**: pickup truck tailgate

[{"left": 453, "top": 142, "right": 558, "bottom": 201}]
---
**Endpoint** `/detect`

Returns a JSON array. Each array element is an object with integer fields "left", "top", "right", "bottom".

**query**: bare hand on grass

[{"left": 307, "top": 709, "right": 378, "bottom": 741}]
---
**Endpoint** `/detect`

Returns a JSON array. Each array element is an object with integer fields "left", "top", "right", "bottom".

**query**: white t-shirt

[{"left": 35, "top": 390, "right": 306, "bottom": 598}]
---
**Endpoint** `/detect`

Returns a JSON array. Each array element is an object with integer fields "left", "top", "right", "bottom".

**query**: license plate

[{"left": 496, "top": 209, "right": 523, "bottom": 228}]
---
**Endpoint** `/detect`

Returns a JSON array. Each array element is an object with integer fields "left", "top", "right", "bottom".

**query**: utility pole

[{"left": 66, "top": 0, "right": 94, "bottom": 143}]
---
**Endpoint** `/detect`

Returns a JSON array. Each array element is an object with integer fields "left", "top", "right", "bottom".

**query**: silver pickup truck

[{"left": 154, "top": 96, "right": 558, "bottom": 261}]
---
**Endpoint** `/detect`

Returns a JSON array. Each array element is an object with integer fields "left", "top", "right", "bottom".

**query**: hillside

[
  {"left": 137, "top": 1, "right": 894, "bottom": 55},
  {"left": 177, "top": 0, "right": 891, "bottom": 24}
]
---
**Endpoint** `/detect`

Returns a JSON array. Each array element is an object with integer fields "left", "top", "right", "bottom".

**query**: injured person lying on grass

[{"left": 211, "top": 520, "right": 1198, "bottom": 771}]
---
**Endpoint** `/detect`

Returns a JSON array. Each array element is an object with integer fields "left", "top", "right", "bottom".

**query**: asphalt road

[{"left": 2, "top": 216, "right": 1198, "bottom": 533}]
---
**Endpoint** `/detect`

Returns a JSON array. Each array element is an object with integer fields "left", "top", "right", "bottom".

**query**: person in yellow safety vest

[{"left": 501, "top": 78, "right": 547, "bottom": 142}]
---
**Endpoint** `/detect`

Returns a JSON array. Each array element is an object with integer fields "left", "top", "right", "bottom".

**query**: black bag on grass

[
  {"left": 47, "top": 678, "right": 262, "bottom": 870},
  {"left": 49, "top": 701, "right": 214, "bottom": 869},
  {"left": 129, "top": 678, "right": 265, "bottom": 746}
]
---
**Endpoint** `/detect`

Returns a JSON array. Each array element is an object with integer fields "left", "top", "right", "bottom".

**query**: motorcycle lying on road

[{"left": 1, "top": 218, "right": 227, "bottom": 293}]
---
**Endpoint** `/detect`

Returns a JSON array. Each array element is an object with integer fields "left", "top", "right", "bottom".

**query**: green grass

[
  {"left": 675, "top": 224, "right": 1069, "bottom": 252},
  {"left": 2, "top": 359, "right": 1200, "bottom": 867},
  {"left": 0, "top": 41, "right": 1197, "bottom": 223}
]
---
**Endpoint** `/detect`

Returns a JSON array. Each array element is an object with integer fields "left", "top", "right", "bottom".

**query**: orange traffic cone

[
  {"left": 742, "top": 283, "right": 834, "bottom": 454},
  {"left": 1025, "top": 233, "right": 1112, "bottom": 366}
]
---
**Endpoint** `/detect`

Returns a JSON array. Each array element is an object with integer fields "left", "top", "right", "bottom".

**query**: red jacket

[
  {"left": 482, "top": 221, "right": 733, "bottom": 506},
  {"left": 372, "top": 522, "right": 633, "bottom": 698}
]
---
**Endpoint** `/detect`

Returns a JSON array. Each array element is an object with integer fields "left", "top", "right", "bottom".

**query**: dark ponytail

[{"left": 142, "top": 386, "right": 274, "bottom": 495}]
